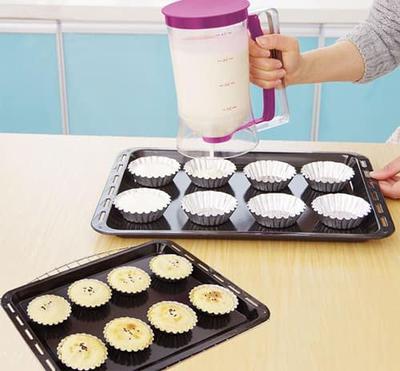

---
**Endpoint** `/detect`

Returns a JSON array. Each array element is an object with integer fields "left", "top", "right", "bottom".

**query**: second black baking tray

[
  {"left": 91, "top": 148, "right": 394, "bottom": 241},
  {"left": 2, "top": 240, "right": 269, "bottom": 370}
]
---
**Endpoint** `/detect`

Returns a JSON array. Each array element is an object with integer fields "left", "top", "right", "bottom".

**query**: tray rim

[
  {"left": 1, "top": 239, "right": 270, "bottom": 371},
  {"left": 91, "top": 148, "right": 395, "bottom": 242}
]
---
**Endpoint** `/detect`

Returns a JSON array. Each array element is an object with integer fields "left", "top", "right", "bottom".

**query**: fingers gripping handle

[
  {"left": 264, "top": 9, "right": 284, "bottom": 67},
  {"left": 248, "top": 9, "right": 284, "bottom": 125}
]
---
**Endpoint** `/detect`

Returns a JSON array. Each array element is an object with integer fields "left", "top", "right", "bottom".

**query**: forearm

[
  {"left": 291, "top": 41, "right": 364, "bottom": 85},
  {"left": 343, "top": 0, "right": 400, "bottom": 83}
]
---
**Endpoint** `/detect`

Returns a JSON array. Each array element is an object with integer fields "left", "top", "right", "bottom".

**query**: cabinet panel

[
  {"left": 63, "top": 34, "right": 177, "bottom": 137},
  {"left": 0, "top": 34, "right": 62, "bottom": 134},
  {"left": 319, "top": 38, "right": 400, "bottom": 142}
]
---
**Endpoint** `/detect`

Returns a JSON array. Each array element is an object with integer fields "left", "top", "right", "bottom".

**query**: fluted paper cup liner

[
  {"left": 184, "top": 157, "right": 236, "bottom": 188},
  {"left": 67, "top": 279, "right": 112, "bottom": 308},
  {"left": 57, "top": 333, "right": 108, "bottom": 371},
  {"left": 27, "top": 294, "right": 71, "bottom": 326},
  {"left": 311, "top": 193, "right": 371, "bottom": 229},
  {"left": 301, "top": 161, "right": 354, "bottom": 192},
  {"left": 189, "top": 284, "right": 238, "bottom": 315},
  {"left": 128, "top": 156, "right": 180, "bottom": 187},
  {"left": 149, "top": 254, "right": 193, "bottom": 281},
  {"left": 103, "top": 317, "right": 154, "bottom": 352},
  {"left": 181, "top": 191, "right": 237, "bottom": 226},
  {"left": 107, "top": 266, "right": 151, "bottom": 294},
  {"left": 153, "top": 329, "right": 192, "bottom": 348},
  {"left": 197, "top": 312, "right": 231, "bottom": 330},
  {"left": 108, "top": 347, "right": 151, "bottom": 366},
  {"left": 147, "top": 301, "right": 197, "bottom": 334},
  {"left": 247, "top": 193, "right": 306, "bottom": 228},
  {"left": 114, "top": 188, "right": 171, "bottom": 223},
  {"left": 243, "top": 160, "right": 296, "bottom": 192}
]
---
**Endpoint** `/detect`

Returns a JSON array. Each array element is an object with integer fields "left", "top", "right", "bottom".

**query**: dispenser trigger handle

[{"left": 248, "top": 8, "right": 288, "bottom": 129}]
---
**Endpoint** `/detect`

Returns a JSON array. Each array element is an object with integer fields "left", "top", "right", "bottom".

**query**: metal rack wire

[{"left": 33, "top": 247, "right": 127, "bottom": 282}]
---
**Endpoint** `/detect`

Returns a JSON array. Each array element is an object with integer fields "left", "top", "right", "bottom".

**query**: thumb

[
  {"left": 370, "top": 156, "right": 400, "bottom": 180},
  {"left": 256, "top": 34, "right": 298, "bottom": 52}
]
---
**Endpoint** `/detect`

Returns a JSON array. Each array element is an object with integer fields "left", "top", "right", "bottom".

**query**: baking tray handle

[{"left": 358, "top": 156, "right": 395, "bottom": 236}]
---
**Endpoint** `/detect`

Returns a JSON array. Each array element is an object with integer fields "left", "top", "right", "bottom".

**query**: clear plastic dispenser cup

[{"left": 162, "top": 0, "right": 290, "bottom": 159}]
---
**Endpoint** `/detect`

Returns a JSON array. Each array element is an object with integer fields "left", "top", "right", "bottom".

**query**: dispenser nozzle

[{"left": 202, "top": 134, "right": 233, "bottom": 144}]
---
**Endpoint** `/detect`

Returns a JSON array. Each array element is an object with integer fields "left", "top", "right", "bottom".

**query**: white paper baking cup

[
  {"left": 147, "top": 301, "right": 198, "bottom": 334},
  {"left": 149, "top": 254, "right": 193, "bottom": 281},
  {"left": 247, "top": 193, "right": 306, "bottom": 228},
  {"left": 189, "top": 284, "right": 238, "bottom": 315},
  {"left": 103, "top": 317, "right": 154, "bottom": 352},
  {"left": 128, "top": 156, "right": 180, "bottom": 187},
  {"left": 27, "top": 294, "right": 71, "bottom": 326},
  {"left": 312, "top": 193, "right": 371, "bottom": 229},
  {"left": 114, "top": 188, "right": 171, "bottom": 223},
  {"left": 301, "top": 161, "right": 355, "bottom": 192},
  {"left": 67, "top": 279, "right": 112, "bottom": 308},
  {"left": 181, "top": 191, "right": 238, "bottom": 226},
  {"left": 107, "top": 266, "right": 151, "bottom": 294},
  {"left": 184, "top": 158, "right": 236, "bottom": 188},
  {"left": 153, "top": 329, "right": 192, "bottom": 348},
  {"left": 243, "top": 160, "right": 296, "bottom": 192},
  {"left": 57, "top": 333, "right": 108, "bottom": 371}
]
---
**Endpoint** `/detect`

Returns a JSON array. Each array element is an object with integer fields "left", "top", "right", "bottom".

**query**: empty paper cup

[
  {"left": 243, "top": 160, "right": 296, "bottom": 192},
  {"left": 301, "top": 161, "right": 354, "bottom": 192},
  {"left": 114, "top": 188, "right": 171, "bottom": 223},
  {"left": 184, "top": 158, "right": 236, "bottom": 189},
  {"left": 247, "top": 193, "right": 306, "bottom": 228},
  {"left": 128, "top": 156, "right": 180, "bottom": 187},
  {"left": 311, "top": 193, "right": 371, "bottom": 229},
  {"left": 181, "top": 191, "right": 237, "bottom": 226}
]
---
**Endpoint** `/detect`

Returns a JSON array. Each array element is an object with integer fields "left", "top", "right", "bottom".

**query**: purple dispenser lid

[{"left": 162, "top": 0, "right": 250, "bottom": 29}]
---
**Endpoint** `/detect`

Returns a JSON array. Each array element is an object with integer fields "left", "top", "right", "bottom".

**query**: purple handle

[{"left": 248, "top": 14, "right": 275, "bottom": 122}]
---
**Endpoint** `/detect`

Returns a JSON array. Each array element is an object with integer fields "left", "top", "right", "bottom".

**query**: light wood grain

[{"left": 0, "top": 133, "right": 399, "bottom": 371}]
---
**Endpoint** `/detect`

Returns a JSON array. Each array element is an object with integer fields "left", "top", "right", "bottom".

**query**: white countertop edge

[{"left": 0, "top": 5, "right": 370, "bottom": 25}]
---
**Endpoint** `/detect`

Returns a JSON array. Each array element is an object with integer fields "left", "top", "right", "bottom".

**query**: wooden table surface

[{"left": 1, "top": 133, "right": 399, "bottom": 371}]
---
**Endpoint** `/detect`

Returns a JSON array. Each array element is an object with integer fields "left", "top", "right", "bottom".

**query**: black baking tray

[
  {"left": 91, "top": 148, "right": 394, "bottom": 241},
  {"left": 1, "top": 240, "right": 269, "bottom": 371}
]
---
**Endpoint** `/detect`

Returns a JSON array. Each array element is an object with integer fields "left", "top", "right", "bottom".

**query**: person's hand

[
  {"left": 370, "top": 156, "right": 400, "bottom": 199},
  {"left": 249, "top": 34, "right": 303, "bottom": 88}
]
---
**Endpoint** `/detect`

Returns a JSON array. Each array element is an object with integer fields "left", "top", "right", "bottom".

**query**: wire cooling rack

[{"left": 33, "top": 247, "right": 127, "bottom": 282}]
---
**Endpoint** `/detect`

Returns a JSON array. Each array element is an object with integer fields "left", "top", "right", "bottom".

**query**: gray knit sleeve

[{"left": 340, "top": 0, "right": 400, "bottom": 83}]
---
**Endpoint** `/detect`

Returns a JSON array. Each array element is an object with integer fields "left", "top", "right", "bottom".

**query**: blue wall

[
  {"left": 0, "top": 34, "right": 62, "bottom": 134},
  {"left": 1, "top": 33, "right": 399, "bottom": 142},
  {"left": 319, "top": 38, "right": 400, "bottom": 142},
  {"left": 63, "top": 34, "right": 177, "bottom": 137}
]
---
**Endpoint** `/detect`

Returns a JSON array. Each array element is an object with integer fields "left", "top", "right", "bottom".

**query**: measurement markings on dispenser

[
  {"left": 217, "top": 56, "right": 234, "bottom": 63},
  {"left": 215, "top": 31, "right": 233, "bottom": 37},
  {"left": 218, "top": 81, "right": 236, "bottom": 88},
  {"left": 222, "top": 105, "right": 238, "bottom": 111}
]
